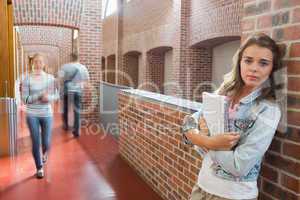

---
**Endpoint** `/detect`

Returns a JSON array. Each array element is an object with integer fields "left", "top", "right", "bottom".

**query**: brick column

[
  {"left": 116, "top": 0, "right": 124, "bottom": 86},
  {"left": 79, "top": 0, "right": 102, "bottom": 123}
]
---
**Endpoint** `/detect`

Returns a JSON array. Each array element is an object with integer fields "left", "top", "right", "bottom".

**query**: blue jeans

[
  {"left": 73, "top": 92, "right": 81, "bottom": 136},
  {"left": 63, "top": 82, "right": 81, "bottom": 136},
  {"left": 26, "top": 116, "right": 53, "bottom": 170}
]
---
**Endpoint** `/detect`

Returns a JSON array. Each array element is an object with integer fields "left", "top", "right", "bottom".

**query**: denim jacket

[{"left": 182, "top": 86, "right": 281, "bottom": 182}]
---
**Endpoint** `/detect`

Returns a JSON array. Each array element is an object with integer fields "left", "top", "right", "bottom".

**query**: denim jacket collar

[
  {"left": 239, "top": 87, "right": 261, "bottom": 105},
  {"left": 239, "top": 80, "right": 270, "bottom": 105}
]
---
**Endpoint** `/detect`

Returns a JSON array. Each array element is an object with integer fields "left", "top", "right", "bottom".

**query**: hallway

[{"left": 0, "top": 114, "right": 163, "bottom": 200}]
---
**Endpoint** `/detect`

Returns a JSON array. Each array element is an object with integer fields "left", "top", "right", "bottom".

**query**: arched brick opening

[
  {"left": 122, "top": 51, "right": 142, "bottom": 88},
  {"left": 211, "top": 39, "right": 241, "bottom": 87},
  {"left": 188, "top": 36, "right": 240, "bottom": 101},
  {"left": 17, "top": 25, "right": 73, "bottom": 77},
  {"left": 143, "top": 46, "right": 172, "bottom": 94},
  {"left": 107, "top": 54, "right": 116, "bottom": 84},
  {"left": 101, "top": 56, "right": 106, "bottom": 82}
]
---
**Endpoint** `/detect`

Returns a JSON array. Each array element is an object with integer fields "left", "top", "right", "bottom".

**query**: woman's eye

[
  {"left": 244, "top": 59, "right": 252, "bottom": 64},
  {"left": 259, "top": 61, "right": 269, "bottom": 67}
]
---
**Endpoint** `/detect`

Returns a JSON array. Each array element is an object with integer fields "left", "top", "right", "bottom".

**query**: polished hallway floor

[{"left": 0, "top": 113, "right": 163, "bottom": 200}]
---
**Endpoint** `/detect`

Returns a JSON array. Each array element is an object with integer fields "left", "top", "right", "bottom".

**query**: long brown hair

[{"left": 218, "top": 33, "right": 284, "bottom": 101}]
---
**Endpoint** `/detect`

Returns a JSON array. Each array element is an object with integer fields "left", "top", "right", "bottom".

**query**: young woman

[
  {"left": 21, "top": 53, "right": 59, "bottom": 178},
  {"left": 183, "top": 33, "right": 283, "bottom": 200}
]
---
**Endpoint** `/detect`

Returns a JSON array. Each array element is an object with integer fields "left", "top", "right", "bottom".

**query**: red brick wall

[
  {"left": 189, "top": 0, "right": 242, "bottom": 47},
  {"left": 241, "top": 0, "right": 300, "bottom": 199},
  {"left": 122, "top": 0, "right": 175, "bottom": 41},
  {"left": 13, "top": 0, "right": 83, "bottom": 28},
  {"left": 103, "top": 0, "right": 218, "bottom": 102},
  {"left": 103, "top": 14, "right": 117, "bottom": 57},
  {"left": 118, "top": 92, "right": 201, "bottom": 200},
  {"left": 177, "top": 0, "right": 241, "bottom": 101}
]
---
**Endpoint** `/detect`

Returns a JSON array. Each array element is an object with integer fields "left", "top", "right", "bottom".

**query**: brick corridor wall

[
  {"left": 13, "top": 0, "right": 83, "bottom": 28},
  {"left": 14, "top": 0, "right": 103, "bottom": 123},
  {"left": 103, "top": 14, "right": 117, "bottom": 57},
  {"left": 102, "top": 0, "right": 218, "bottom": 101},
  {"left": 18, "top": 26, "right": 73, "bottom": 69},
  {"left": 124, "top": 0, "right": 180, "bottom": 96},
  {"left": 178, "top": 0, "right": 242, "bottom": 101},
  {"left": 189, "top": 0, "right": 242, "bottom": 47},
  {"left": 118, "top": 92, "right": 202, "bottom": 200},
  {"left": 241, "top": 0, "right": 300, "bottom": 199},
  {"left": 122, "top": 0, "right": 175, "bottom": 40}
]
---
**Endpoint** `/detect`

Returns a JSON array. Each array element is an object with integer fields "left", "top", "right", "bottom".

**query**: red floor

[{"left": 0, "top": 112, "right": 163, "bottom": 200}]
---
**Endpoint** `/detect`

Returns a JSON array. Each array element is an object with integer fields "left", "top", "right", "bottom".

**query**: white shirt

[
  {"left": 197, "top": 154, "right": 258, "bottom": 200},
  {"left": 58, "top": 62, "right": 89, "bottom": 92}
]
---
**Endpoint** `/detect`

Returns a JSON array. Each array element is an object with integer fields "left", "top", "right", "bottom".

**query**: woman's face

[
  {"left": 240, "top": 44, "right": 273, "bottom": 91},
  {"left": 33, "top": 55, "right": 45, "bottom": 71}
]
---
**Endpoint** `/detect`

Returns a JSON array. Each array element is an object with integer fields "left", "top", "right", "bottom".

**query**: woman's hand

[
  {"left": 185, "top": 129, "right": 209, "bottom": 152},
  {"left": 40, "top": 92, "right": 49, "bottom": 103},
  {"left": 185, "top": 118, "right": 240, "bottom": 151},
  {"left": 207, "top": 133, "right": 240, "bottom": 150},
  {"left": 198, "top": 117, "right": 209, "bottom": 135}
]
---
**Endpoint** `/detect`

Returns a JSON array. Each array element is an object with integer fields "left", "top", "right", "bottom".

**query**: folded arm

[
  {"left": 209, "top": 105, "right": 281, "bottom": 177},
  {"left": 182, "top": 110, "right": 239, "bottom": 150},
  {"left": 21, "top": 77, "right": 43, "bottom": 104}
]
